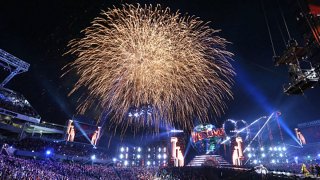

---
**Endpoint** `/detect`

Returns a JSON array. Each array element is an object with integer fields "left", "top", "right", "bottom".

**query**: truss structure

[{"left": 0, "top": 49, "right": 30, "bottom": 87}]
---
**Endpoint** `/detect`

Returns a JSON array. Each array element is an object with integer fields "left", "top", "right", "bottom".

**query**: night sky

[{"left": 0, "top": 0, "right": 319, "bottom": 138}]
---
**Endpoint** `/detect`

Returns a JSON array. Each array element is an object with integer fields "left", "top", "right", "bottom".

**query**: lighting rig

[
  {"left": 0, "top": 49, "right": 30, "bottom": 87},
  {"left": 270, "top": 1, "right": 320, "bottom": 95},
  {"left": 244, "top": 145, "right": 289, "bottom": 165},
  {"left": 128, "top": 104, "right": 153, "bottom": 118},
  {"left": 116, "top": 145, "right": 168, "bottom": 167},
  {"left": 274, "top": 39, "right": 320, "bottom": 95}
]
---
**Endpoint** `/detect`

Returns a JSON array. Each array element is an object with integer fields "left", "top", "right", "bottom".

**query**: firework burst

[{"left": 65, "top": 4, "right": 234, "bottom": 133}]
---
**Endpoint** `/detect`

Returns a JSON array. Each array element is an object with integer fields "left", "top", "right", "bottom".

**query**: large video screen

[
  {"left": 299, "top": 120, "right": 320, "bottom": 144},
  {"left": 67, "top": 120, "right": 99, "bottom": 144}
]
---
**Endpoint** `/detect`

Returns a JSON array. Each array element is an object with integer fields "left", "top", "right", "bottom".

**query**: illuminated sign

[{"left": 191, "top": 128, "right": 225, "bottom": 142}]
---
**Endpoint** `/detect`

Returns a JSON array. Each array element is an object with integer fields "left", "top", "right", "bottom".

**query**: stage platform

[{"left": 187, "top": 154, "right": 230, "bottom": 167}]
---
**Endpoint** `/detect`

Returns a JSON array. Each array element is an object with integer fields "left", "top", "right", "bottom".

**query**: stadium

[{"left": 0, "top": 0, "right": 320, "bottom": 179}]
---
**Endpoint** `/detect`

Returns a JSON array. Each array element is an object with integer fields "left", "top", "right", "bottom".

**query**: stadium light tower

[{"left": 0, "top": 49, "right": 30, "bottom": 87}]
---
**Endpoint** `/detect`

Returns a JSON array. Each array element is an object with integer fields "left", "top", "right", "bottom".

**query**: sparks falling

[{"left": 66, "top": 4, "right": 235, "bottom": 133}]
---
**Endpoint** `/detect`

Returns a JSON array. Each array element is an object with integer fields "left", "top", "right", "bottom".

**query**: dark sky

[{"left": 0, "top": 0, "right": 319, "bottom": 135}]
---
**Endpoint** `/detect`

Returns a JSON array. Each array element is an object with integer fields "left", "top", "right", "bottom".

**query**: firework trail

[{"left": 65, "top": 4, "right": 234, "bottom": 133}]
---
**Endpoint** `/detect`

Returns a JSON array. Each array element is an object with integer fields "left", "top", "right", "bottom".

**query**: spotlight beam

[
  {"left": 221, "top": 116, "right": 267, "bottom": 144},
  {"left": 283, "top": 143, "right": 302, "bottom": 148},
  {"left": 236, "top": 116, "right": 267, "bottom": 133},
  {"left": 73, "top": 120, "right": 91, "bottom": 144},
  {"left": 244, "top": 112, "right": 275, "bottom": 152},
  {"left": 244, "top": 157, "right": 251, "bottom": 165},
  {"left": 221, "top": 136, "right": 231, "bottom": 144}
]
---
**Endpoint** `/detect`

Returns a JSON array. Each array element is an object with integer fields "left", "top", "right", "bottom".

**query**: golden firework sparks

[{"left": 65, "top": 4, "right": 234, "bottom": 133}]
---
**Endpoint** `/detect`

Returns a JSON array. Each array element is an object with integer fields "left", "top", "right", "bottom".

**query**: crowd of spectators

[
  {"left": 0, "top": 137, "right": 319, "bottom": 179},
  {"left": 2, "top": 137, "right": 110, "bottom": 159},
  {"left": 157, "top": 165, "right": 320, "bottom": 180},
  {"left": 156, "top": 166, "right": 274, "bottom": 180},
  {"left": 2, "top": 153, "right": 317, "bottom": 180},
  {"left": 0, "top": 154, "right": 158, "bottom": 179},
  {"left": 263, "top": 162, "right": 320, "bottom": 177},
  {"left": 1, "top": 153, "right": 316, "bottom": 179},
  {"left": 263, "top": 163, "right": 303, "bottom": 173},
  {"left": 0, "top": 88, "right": 39, "bottom": 119}
]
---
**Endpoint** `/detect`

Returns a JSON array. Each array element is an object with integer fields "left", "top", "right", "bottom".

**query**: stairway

[{"left": 187, "top": 154, "right": 230, "bottom": 167}]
